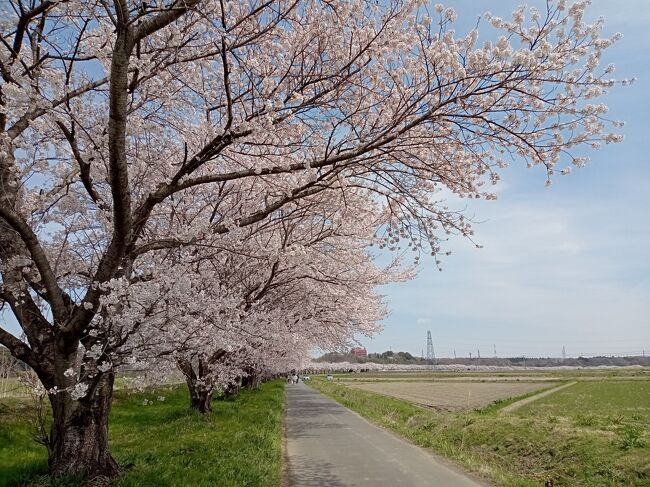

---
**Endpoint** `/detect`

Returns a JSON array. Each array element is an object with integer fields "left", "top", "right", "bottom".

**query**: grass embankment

[
  {"left": 0, "top": 380, "right": 285, "bottom": 487},
  {"left": 311, "top": 378, "right": 650, "bottom": 487}
]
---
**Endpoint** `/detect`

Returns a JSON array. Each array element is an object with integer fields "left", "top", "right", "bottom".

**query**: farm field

[
  {"left": 335, "top": 367, "right": 650, "bottom": 382},
  {"left": 312, "top": 371, "right": 650, "bottom": 486},
  {"left": 516, "top": 380, "right": 650, "bottom": 421},
  {"left": 0, "top": 381, "right": 284, "bottom": 487},
  {"left": 347, "top": 380, "right": 558, "bottom": 410},
  {"left": 0, "top": 378, "right": 29, "bottom": 399}
]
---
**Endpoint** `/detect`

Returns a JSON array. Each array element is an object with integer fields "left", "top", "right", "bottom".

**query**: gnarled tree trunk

[
  {"left": 177, "top": 356, "right": 214, "bottom": 414},
  {"left": 188, "top": 385, "right": 213, "bottom": 414},
  {"left": 48, "top": 371, "right": 119, "bottom": 478},
  {"left": 241, "top": 368, "right": 261, "bottom": 390}
]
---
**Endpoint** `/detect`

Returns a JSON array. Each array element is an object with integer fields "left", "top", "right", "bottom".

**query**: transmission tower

[
  {"left": 562, "top": 346, "right": 566, "bottom": 362},
  {"left": 426, "top": 331, "right": 435, "bottom": 363}
]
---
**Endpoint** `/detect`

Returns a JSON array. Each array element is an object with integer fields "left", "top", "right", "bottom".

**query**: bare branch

[{"left": 55, "top": 121, "right": 108, "bottom": 210}]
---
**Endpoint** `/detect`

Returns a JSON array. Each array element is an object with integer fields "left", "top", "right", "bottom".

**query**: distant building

[{"left": 350, "top": 347, "right": 367, "bottom": 358}]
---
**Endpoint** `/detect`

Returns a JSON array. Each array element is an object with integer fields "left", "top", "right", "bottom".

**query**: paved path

[
  {"left": 498, "top": 381, "right": 577, "bottom": 415},
  {"left": 284, "top": 383, "right": 488, "bottom": 487}
]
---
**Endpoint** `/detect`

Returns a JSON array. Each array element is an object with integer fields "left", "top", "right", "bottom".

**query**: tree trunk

[
  {"left": 48, "top": 371, "right": 119, "bottom": 478},
  {"left": 189, "top": 385, "right": 212, "bottom": 414},
  {"left": 242, "top": 371, "right": 261, "bottom": 390},
  {"left": 223, "top": 380, "right": 241, "bottom": 398},
  {"left": 177, "top": 357, "right": 213, "bottom": 413}
]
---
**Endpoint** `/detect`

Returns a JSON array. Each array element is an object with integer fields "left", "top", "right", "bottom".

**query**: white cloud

[{"left": 376, "top": 176, "right": 650, "bottom": 357}]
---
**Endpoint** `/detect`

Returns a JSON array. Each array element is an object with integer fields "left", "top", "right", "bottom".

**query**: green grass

[
  {"left": 0, "top": 399, "right": 48, "bottom": 486},
  {"left": 311, "top": 377, "right": 650, "bottom": 487},
  {"left": 0, "top": 381, "right": 285, "bottom": 487},
  {"left": 517, "top": 381, "right": 650, "bottom": 421}
]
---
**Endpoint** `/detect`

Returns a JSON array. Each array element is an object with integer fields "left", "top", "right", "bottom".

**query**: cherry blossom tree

[
  {"left": 164, "top": 192, "right": 407, "bottom": 412},
  {"left": 100, "top": 181, "right": 408, "bottom": 413},
  {"left": 0, "top": 0, "right": 625, "bottom": 478}
]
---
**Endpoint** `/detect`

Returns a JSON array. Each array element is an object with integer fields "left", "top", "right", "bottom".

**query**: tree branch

[
  {"left": 10, "top": 1, "right": 60, "bottom": 64},
  {"left": 0, "top": 326, "right": 40, "bottom": 372},
  {"left": 55, "top": 121, "right": 108, "bottom": 211},
  {"left": 133, "top": 0, "right": 201, "bottom": 44},
  {"left": 7, "top": 77, "right": 110, "bottom": 139},
  {"left": 0, "top": 206, "right": 68, "bottom": 324}
]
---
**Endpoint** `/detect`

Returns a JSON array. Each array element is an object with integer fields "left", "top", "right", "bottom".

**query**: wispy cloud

[{"left": 374, "top": 161, "right": 650, "bottom": 357}]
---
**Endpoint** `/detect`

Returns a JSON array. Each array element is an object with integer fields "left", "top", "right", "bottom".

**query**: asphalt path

[{"left": 284, "top": 383, "right": 489, "bottom": 487}]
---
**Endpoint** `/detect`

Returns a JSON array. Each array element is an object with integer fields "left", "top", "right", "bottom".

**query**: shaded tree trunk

[
  {"left": 241, "top": 369, "right": 261, "bottom": 390},
  {"left": 48, "top": 371, "right": 119, "bottom": 478},
  {"left": 177, "top": 356, "right": 213, "bottom": 413},
  {"left": 189, "top": 385, "right": 212, "bottom": 414},
  {"left": 223, "top": 379, "right": 241, "bottom": 398}
]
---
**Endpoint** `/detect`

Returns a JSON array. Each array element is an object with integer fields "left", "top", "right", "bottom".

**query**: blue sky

[{"left": 363, "top": 0, "right": 650, "bottom": 358}]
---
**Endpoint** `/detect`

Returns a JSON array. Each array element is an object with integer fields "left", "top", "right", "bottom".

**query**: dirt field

[
  {"left": 347, "top": 381, "right": 558, "bottom": 410},
  {"left": 342, "top": 375, "right": 561, "bottom": 382}
]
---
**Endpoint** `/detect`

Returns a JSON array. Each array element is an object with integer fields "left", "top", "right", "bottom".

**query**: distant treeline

[{"left": 315, "top": 350, "right": 650, "bottom": 367}]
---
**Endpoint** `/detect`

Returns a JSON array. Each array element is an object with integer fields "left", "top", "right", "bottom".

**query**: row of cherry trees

[
  {"left": 116, "top": 187, "right": 410, "bottom": 413},
  {"left": 1, "top": 0, "right": 624, "bottom": 479}
]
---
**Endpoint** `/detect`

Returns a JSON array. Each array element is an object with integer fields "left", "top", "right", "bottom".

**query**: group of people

[{"left": 287, "top": 374, "right": 299, "bottom": 384}]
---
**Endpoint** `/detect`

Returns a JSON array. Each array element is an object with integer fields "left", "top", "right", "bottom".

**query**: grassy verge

[
  {"left": 311, "top": 378, "right": 650, "bottom": 487},
  {"left": 0, "top": 380, "right": 285, "bottom": 487}
]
